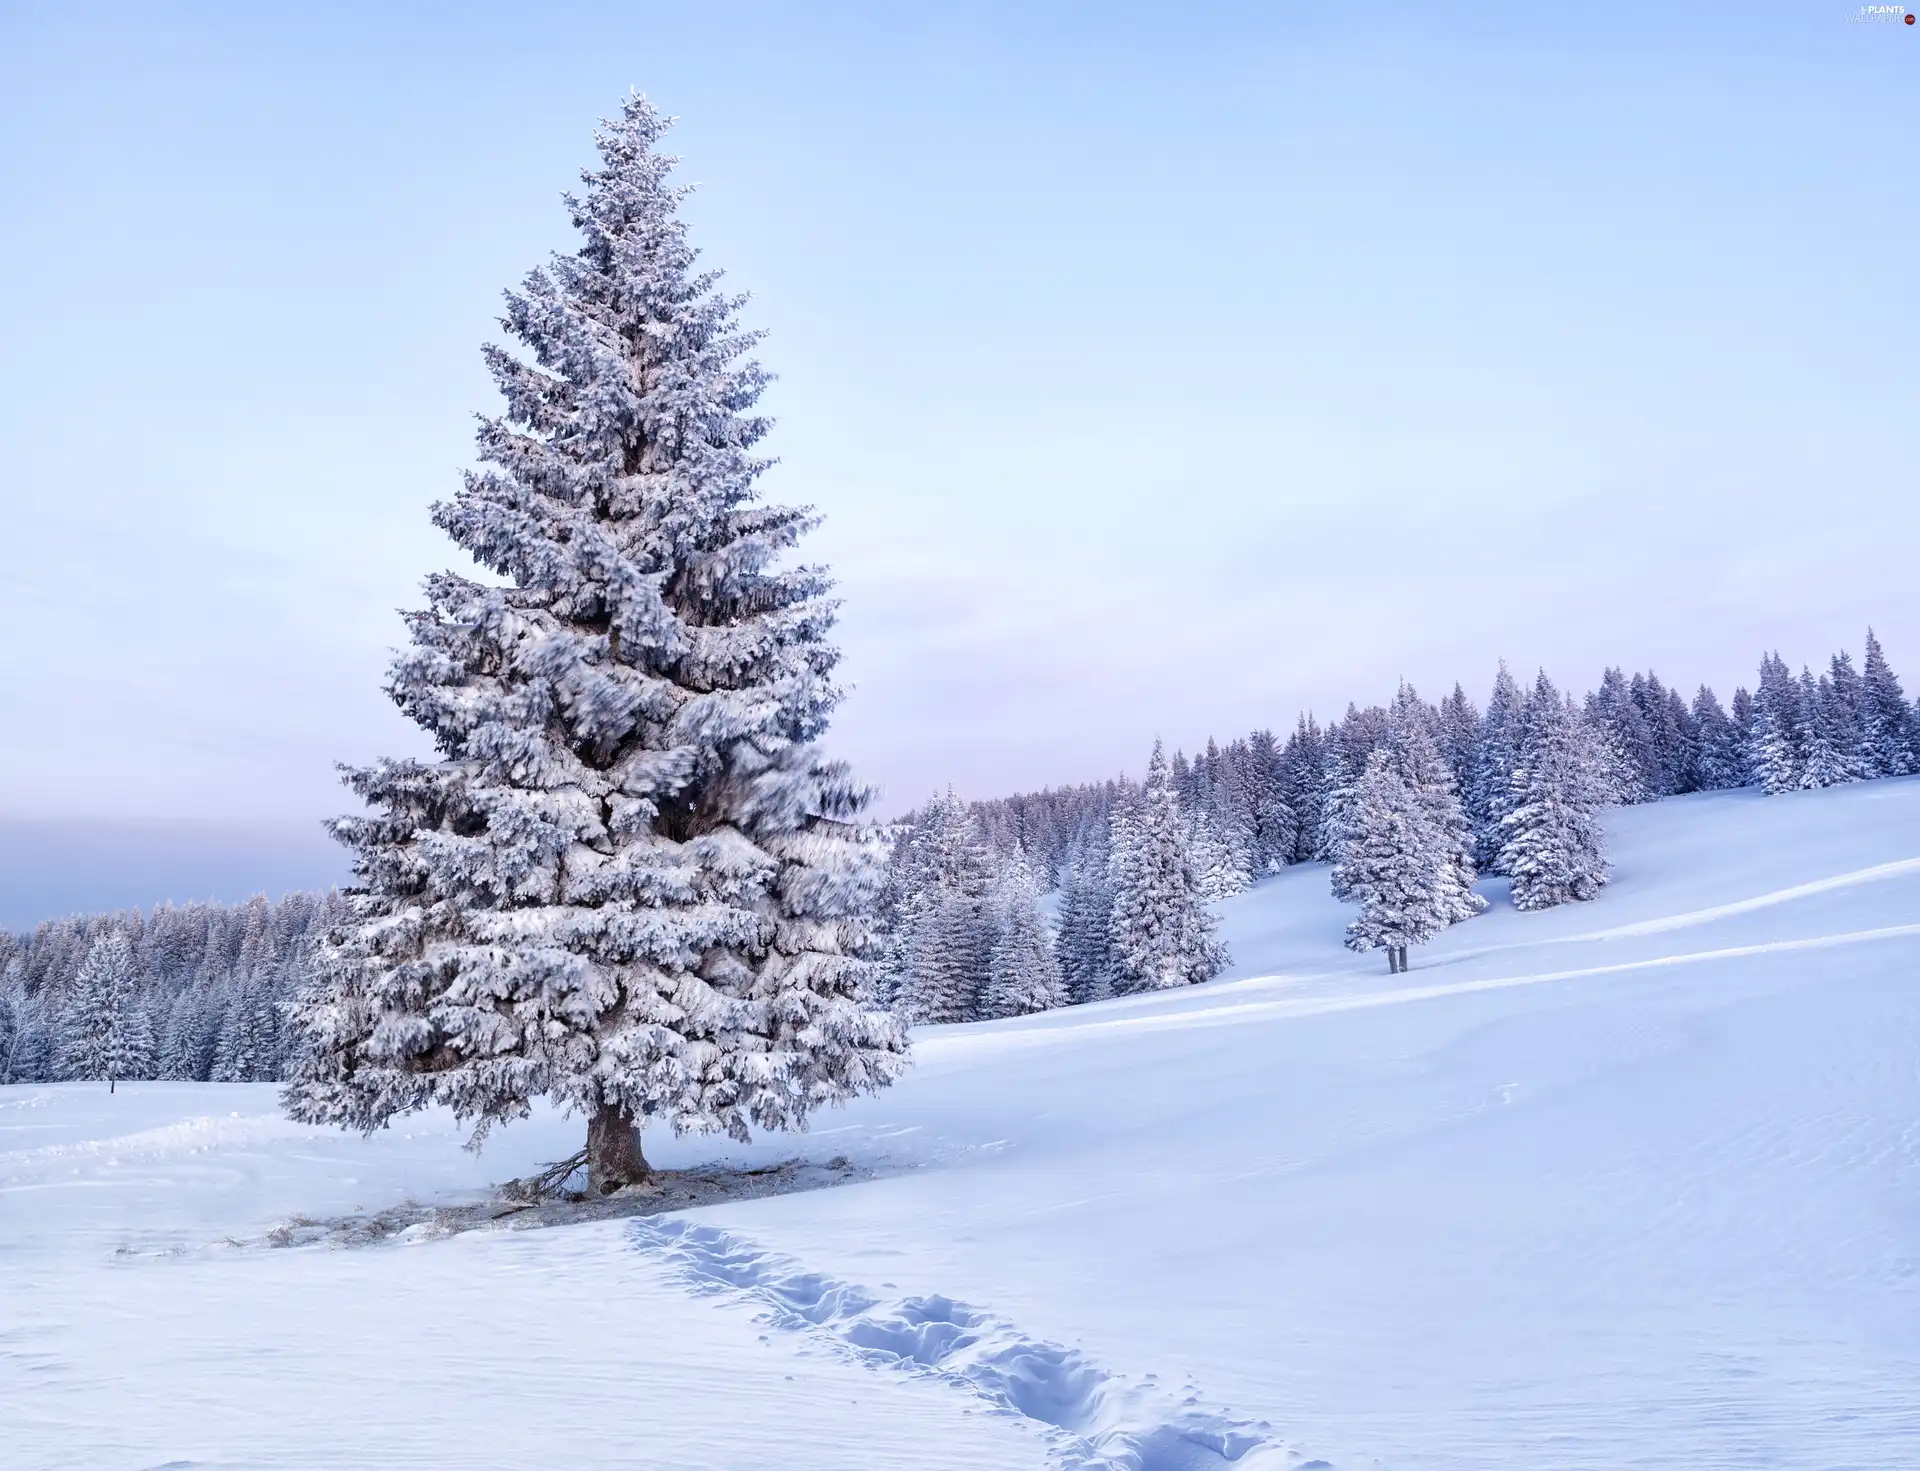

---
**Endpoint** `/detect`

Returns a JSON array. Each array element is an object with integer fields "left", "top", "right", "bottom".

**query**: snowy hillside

[{"left": 7, "top": 780, "right": 1919, "bottom": 1469}]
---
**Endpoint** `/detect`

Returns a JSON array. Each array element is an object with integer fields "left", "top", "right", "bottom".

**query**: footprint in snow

[{"left": 629, "top": 1216, "right": 1317, "bottom": 1471}]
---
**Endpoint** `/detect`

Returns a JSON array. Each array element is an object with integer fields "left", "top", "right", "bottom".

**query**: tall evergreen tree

[
  {"left": 1333, "top": 750, "right": 1451, "bottom": 973},
  {"left": 1798, "top": 669, "right": 1855, "bottom": 789},
  {"left": 63, "top": 934, "right": 151, "bottom": 1091},
  {"left": 900, "top": 892, "right": 987, "bottom": 1024},
  {"left": 1280, "top": 715, "right": 1327, "bottom": 864},
  {"left": 1689, "top": 684, "right": 1746, "bottom": 791},
  {"left": 1108, "top": 744, "right": 1226, "bottom": 993},
  {"left": 1827, "top": 651, "right": 1869, "bottom": 776},
  {"left": 1246, "top": 727, "right": 1298, "bottom": 874},
  {"left": 1386, "top": 685, "right": 1485, "bottom": 927},
  {"left": 982, "top": 852, "right": 1066, "bottom": 1019},
  {"left": 1860, "top": 629, "right": 1915, "bottom": 777},
  {"left": 1588, "top": 667, "right": 1655, "bottom": 803},
  {"left": 1436, "top": 683, "right": 1481, "bottom": 794},
  {"left": 1747, "top": 653, "right": 1804, "bottom": 795},
  {"left": 1729, "top": 685, "right": 1756, "bottom": 781},
  {"left": 1469, "top": 662, "right": 1524, "bottom": 871},
  {"left": 1499, "top": 675, "right": 1611, "bottom": 910},
  {"left": 1055, "top": 831, "right": 1118, "bottom": 1005},
  {"left": 281, "top": 98, "right": 906, "bottom": 1192}
]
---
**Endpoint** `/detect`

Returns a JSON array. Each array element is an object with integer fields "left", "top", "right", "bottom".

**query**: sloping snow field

[{"left": 6, "top": 781, "right": 1918, "bottom": 1469}]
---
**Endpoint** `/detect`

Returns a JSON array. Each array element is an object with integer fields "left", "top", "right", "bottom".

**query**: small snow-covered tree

[
  {"left": 1333, "top": 750, "right": 1451, "bottom": 973},
  {"left": 983, "top": 852, "right": 1066, "bottom": 1018},
  {"left": 63, "top": 934, "right": 152, "bottom": 1091},
  {"left": 282, "top": 97, "right": 906, "bottom": 1193},
  {"left": 1499, "top": 675, "right": 1611, "bottom": 911},
  {"left": 1108, "top": 743, "right": 1226, "bottom": 993}
]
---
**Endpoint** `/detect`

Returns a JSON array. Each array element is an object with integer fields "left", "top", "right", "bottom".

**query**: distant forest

[{"left": 5, "top": 631, "right": 1915, "bottom": 1083}]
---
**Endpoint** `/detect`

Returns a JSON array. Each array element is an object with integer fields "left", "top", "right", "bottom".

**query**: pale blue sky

[{"left": 1, "top": 1, "right": 1915, "bottom": 924}]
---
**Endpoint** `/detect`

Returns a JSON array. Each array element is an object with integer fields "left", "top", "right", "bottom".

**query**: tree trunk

[
  {"left": 1386, "top": 947, "right": 1399, "bottom": 975},
  {"left": 586, "top": 1100, "right": 648, "bottom": 1194},
  {"left": 1397, "top": 946, "right": 1410, "bottom": 973}
]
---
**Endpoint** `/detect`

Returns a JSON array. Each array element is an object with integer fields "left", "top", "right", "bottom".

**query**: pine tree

[
  {"left": 1386, "top": 685, "right": 1486, "bottom": 927},
  {"left": 901, "top": 891, "right": 987, "bottom": 1024},
  {"left": 1246, "top": 727, "right": 1297, "bottom": 874},
  {"left": 282, "top": 97, "right": 906, "bottom": 1192},
  {"left": 1798, "top": 669, "right": 1855, "bottom": 789},
  {"left": 1469, "top": 662, "right": 1524, "bottom": 870},
  {"left": 0, "top": 959, "right": 48, "bottom": 1086},
  {"left": 1055, "top": 836, "right": 1118, "bottom": 1005},
  {"left": 1436, "top": 683, "right": 1481, "bottom": 794},
  {"left": 1499, "top": 675, "right": 1611, "bottom": 910},
  {"left": 1187, "top": 810, "right": 1249, "bottom": 902},
  {"left": 1861, "top": 629, "right": 1916, "bottom": 777},
  {"left": 1747, "top": 652, "right": 1804, "bottom": 795},
  {"left": 878, "top": 789, "right": 993, "bottom": 1011},
  {"left": 1280, "top": 715, "right": 1326, "bottom": 865},
  {"left": 1827, "top": 651, "right": 1869, "bottom": 777},
  {"left": 63, "top": 934, "right": 151, "bottom": 1091},
  {"left": 1108, "top": 743, "right": 1227, "bottom": 993},
  {"left": 983, "top": 853, "right": 1066, "bottom": 1018},
  {"left": 1587, "top": 668, "right": 1655, "bottom": 803},
  {"left": 1332, "top": 750, "right": 1451, "bottom": 972},
  {"left": 1689, "top": 684, "right": 1746, "bottom": 790},
  {"left": 1730, "top": 686, "right": 1756, "bottom": 781}
]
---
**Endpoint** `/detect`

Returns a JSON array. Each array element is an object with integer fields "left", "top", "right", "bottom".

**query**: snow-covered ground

[{"left": 6, "top": 780, "right": 1918, "bottom": 1469}]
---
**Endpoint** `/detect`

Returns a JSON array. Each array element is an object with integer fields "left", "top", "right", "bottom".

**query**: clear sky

[{"left": 1, "top": 1, "right": 1915, "bottom": 925}]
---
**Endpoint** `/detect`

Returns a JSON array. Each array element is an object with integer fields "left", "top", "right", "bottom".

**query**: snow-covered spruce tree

[
  {"left": 1108, "top": 743, "right": 1226, "bottom": 993},
  {"left": 1187, "top": 810, "right": 1249, "bottom": 902},
  {"left": 1468, "top": 662, "right": 1523, "bottom": 870},
  {"left": 1826, "top": 652, "right": 1869, "bottom": 777},
  {"left": 875, "top": 789, "right": 992, "bottom": 1012},
  {"left": 1436, "top": 682, "right": 1481, "bottom": 795},
  {"left": 1055, "top": 832, "right": 1118, "bottom": 1005},
  {"left": 983, "top": 851, "right": 1066, "bottom": 1018},
  {"left": 1797, "top": 668, "right": 1854, "bottom": 790},
  {"left": 63, "top": 934, "right": 152, "bottom": 1091},
  {"left": 1860, "top": 629, "right": 1915, "bottom": 778},
  {"left": 0, "top": 959, "right": 49, "bottom": 1086},
  {"left": 900, "top": 890, "right": 986, "bottom": 1024},
  {"left": 1386, "top": 685, "right": 1485, "bottom": 928},
  {"left": 1498, "top": 674, "right": 1611, "bottom": 911},
  {"left": 1280, "top": 716, "right": 1326, "bottom": 865},
  {"left": 282, "top": 97, "right": 906, "bottom": 1193},
  {"left": 1690, "top": 684, "right": 1746, "bottom": 791},
  {"left": 1316, "top": 742, "right": 1360, "bottom": 867},
  {"left": 1332, "top": 750, "right": 1450, "bottom": 973},
  {"left": 1246, "top": 727, "right": 1298, "bottom": 874},
  {"left": 1747, "top": 652, "right": 1804, "bottom": 795}
]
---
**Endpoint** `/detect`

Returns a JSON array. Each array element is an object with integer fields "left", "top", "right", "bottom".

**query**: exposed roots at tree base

[
  {"left": 253, "top": 1154, "right": 871, "bottom": 1250},
  {"left": 503, "top": 1149, "right": 589, "bottom": 1202}
]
